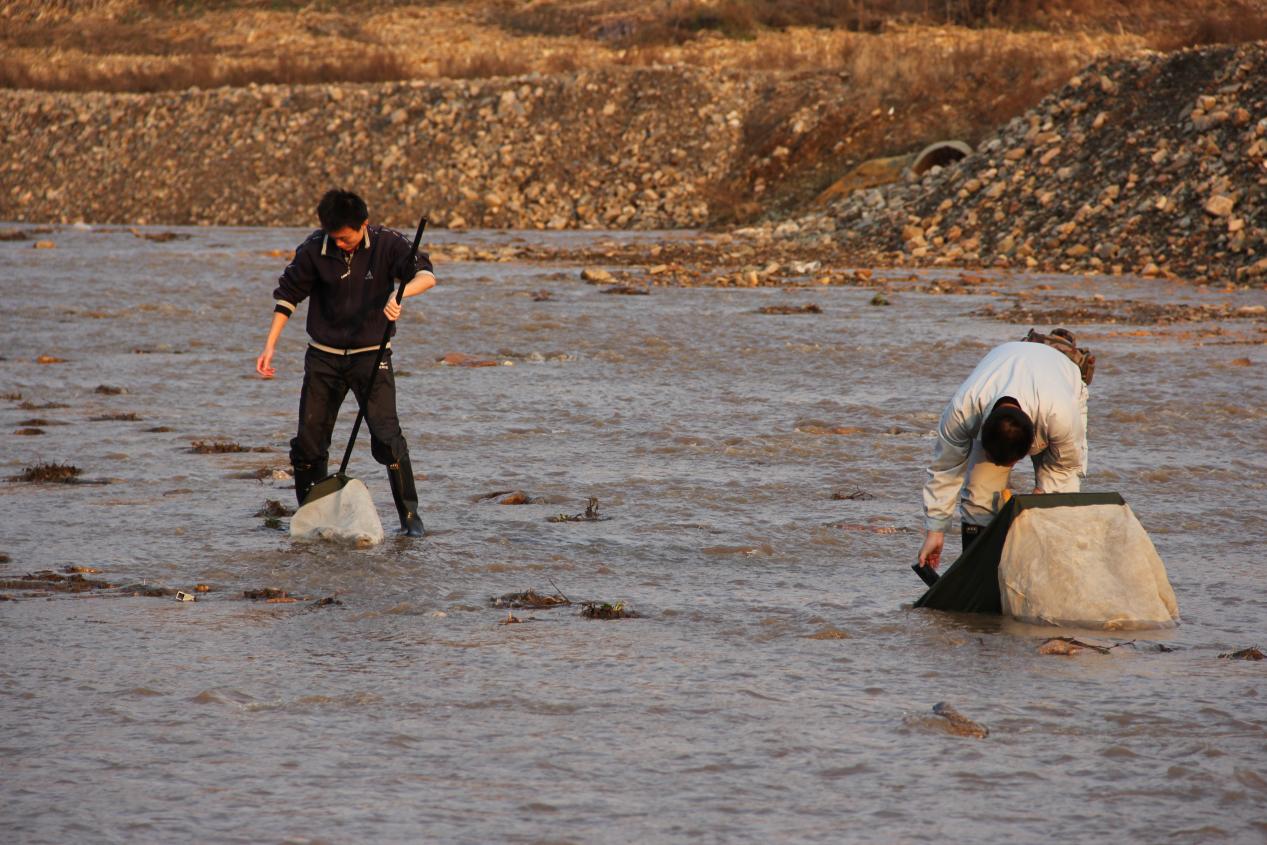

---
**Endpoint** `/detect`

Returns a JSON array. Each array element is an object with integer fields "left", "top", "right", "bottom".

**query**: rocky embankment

[
  {"left": 807, "top": 42, "right": 1267, "bottom": 284},
  {"left": 2, "top": 42, "right": 1266, "bottom": 285},
  {"left": 0, "top": 67, "right": 847, "bottom": 231}
]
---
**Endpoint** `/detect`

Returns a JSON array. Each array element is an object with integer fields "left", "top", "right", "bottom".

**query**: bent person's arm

[
  {"left": 257, "top": 311, "right": 288, "bottom": 378},
  {"left": 923, "top": 401, "right": 977, "bottom": 532},
  {"left": 259, "top": 243, "right": 317, "bottom": 375}
]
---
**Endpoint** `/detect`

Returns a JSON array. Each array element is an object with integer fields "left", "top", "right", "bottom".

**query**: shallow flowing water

[{"left": 2, "top": 224, "right": 1266, "bottom": 844}]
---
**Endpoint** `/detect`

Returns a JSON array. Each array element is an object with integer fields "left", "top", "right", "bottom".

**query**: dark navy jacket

[{"left": 272, "top": 225, "right": 433, "bottom": 351}]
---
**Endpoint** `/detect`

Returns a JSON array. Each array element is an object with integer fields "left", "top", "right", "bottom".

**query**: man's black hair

[
  {"left": 317, "top": 189, "right": 369, "bottom": 233},
  {"left": 981, "top": 399, "right": 1034, "bottom": 465}
]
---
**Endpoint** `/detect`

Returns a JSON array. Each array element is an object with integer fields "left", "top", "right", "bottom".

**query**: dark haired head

[
  {"left": 981, "top": 399, "right": 1034, "bottom": 466},
  {"left": 316, "top": 189, "right": 369, "bottom": 233}
]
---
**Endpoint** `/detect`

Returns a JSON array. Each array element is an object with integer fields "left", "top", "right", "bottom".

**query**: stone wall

[{"left": 0, "top": 67, "right": 846, "bottom": 230}]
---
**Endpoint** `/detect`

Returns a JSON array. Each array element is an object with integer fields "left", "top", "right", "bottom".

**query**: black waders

[
  {"left": 387, "top": 457, "right": 424, "bottom": 537},
  {"left": 293, "top": 459, "right": 328, "bottom": 507}
]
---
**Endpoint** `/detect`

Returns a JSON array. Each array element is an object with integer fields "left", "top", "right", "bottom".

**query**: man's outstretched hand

[
  {"left": 918, "top": 530, "right": 945, "bottom": 570},
  {"left": 256, "top": 348, "right": 275, "bottom": 378}
]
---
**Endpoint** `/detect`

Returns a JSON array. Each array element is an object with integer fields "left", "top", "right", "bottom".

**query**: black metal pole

[{"left": 338, "top": 214, "right": 427, "bottom": 478}]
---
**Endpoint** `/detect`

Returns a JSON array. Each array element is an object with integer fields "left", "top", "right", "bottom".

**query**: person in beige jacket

[{"left": 916, "top": 339, "right": 1089, "bottom": 571}]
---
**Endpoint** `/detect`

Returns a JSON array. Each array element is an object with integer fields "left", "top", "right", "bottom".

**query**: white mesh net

[{"left": 289, "top": 478, "right": 384, "bottom": 546}]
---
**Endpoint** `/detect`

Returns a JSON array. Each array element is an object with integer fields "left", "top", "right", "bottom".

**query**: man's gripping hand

[{"left": 918, "top": 530, "right": 945, "bottom": 570}]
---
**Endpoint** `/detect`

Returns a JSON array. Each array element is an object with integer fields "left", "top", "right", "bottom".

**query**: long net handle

[{"left": 338, "top": 215, "right": 428, "bottom": 476}]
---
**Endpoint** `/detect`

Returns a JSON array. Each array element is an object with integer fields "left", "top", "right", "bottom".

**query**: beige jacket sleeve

[{"left": 922, "top": 399, "right": 981, "bottom": 532}]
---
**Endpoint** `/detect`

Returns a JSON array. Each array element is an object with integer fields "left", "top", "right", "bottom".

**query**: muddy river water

[{"left": 2, "top": 225, "right": 1266, "bottom": 844}]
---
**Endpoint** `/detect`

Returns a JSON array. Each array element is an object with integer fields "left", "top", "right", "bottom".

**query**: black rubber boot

[
  {"left": 387, "top": 457, "right": 424, "bottom": 537},
  {"left": 961, "top": 522, "right": 983, "bottom": 550},
  {"left": 293, "top": 460, "right": 328, "bottom": 507}
]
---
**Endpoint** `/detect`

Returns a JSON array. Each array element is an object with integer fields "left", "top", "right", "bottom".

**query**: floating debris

[
  {"left": 795, "top": 421, "right": 864, "bottom": 435},
  {"left": 0, "top": 229, "right": 28, "bottom": 241},
  {"left": 0, "top": 571, "right": 112, "bottom": 594},
  {"left": 63, "top": 565, "right": 101, "bottom": 574},
  {"left": 547, "top": 497, "right": 610, "bottom": 523},
  {"left": 129, "top": 228, "right": 191, "bottom": 242},
  {"left": 254, "top": 499, "right": 294, "bottom": 518},
  {"left": 490, "top": 590, "right": 571, "bottom": 609},
  {"left": 115, "top": 583, "right": 172, "bottom": 597},
  {"left": 438, "top": 352, "right": 500, "bottom": 368},
  {"left": 473, "top": 489, "right": 544, "bottom": 505},
  {"left": 0, "top": 553, "right": 10, "bottom": 564},
  {"left": 932, "top": 702, "right": 989, "bottom": 738},
  {"left": 499, "top": 611, "right": 526, "bottom": 624},
  {"left": 14, "top": 428, "right": 44, "bottom": 436},
  {"left": 195, "top": 583, "right": 211, "bottom": 593},
  {"left": 190, "top": 439, "right": 246, "bottom": 453},
  {"left": 1038, "top": 637, "right": 1114, "bottom": 655},
  {"left": 531, "top": 289, "right": 554, "bottom": 301},
  {"left": 1219, "top": 647, "right": 1265, "bottom": 661},
  {"left": 243, "top": 587, "right": 287, "bottom": 600},
  {"left": 262, "top": 516, "right": 284, "bottom": 530},
  {"left": 600, "top": 284, "right": 650, "bottom": 295},
  {"left": 19, "top": 400, "right": 68, "bottom": 410},
  {"left": 832, "top": 489, "right": 875, "bottom": 501},
  {"left": 145, "top": 426, "right": 173, "bottom": 433},
  {"left": 2, "top": 391, "right": 23, "bottom": 400},
  {"left": 175, "top": 590, "right": 197, "bottom": 602},
  {"left": 90, "top": 412, "right": 141, "bottom": 421},
  {"left": 229, "top": 466, "right": 279, "bottom": 481},
  {"left": 35, "top": 354, "right": 66, "bottom": 364},
  {"left": 94, "top": 385, "right": 126, "bottom": 395},
  {"left": 580, "top": 601, "right": 639, "bottom": 620},
  {"left": 12, "top": 462, "right": 81, "bottom": 483},
  {"left": 828, "top": 522, "right": 917, "bottom": 535},
  {"left": 757, "top": 303, "right": 821, "bottom": 315},
  {"left": 870, "top": 292, "right": 891, "bottom": 306},
  {"left": 189, "top": 440, "right": 268, "bottom": 453},
  {"left": 805, "top": 627, "right": 851, "bottom": 640},
  {"left": 310, "top": 596, "right": 342, "bottom": 609}
]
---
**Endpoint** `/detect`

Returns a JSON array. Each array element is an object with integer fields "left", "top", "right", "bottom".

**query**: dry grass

[
  {"left": 437, "top": 50, "right": 534, "bottom": 80},
  {"left": 0, "top": 0, "right": 1255, "bottom": 93},
  {"left": 838, "top": 29, "right": 1080, "bottom": 134},
  {"left": 0, "top": 51, "right": 412, "bottom": 93},
  {"left": 1156, "top": 11, "right": 1267, "bottom": 50}
]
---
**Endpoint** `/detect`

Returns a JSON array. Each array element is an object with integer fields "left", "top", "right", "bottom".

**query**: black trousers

[{"left": 289, "top": 346, "right": 409, "bottom": 471}]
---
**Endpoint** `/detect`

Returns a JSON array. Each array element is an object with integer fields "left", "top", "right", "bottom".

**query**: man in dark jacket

[{"left": 256, "top": 189, "right": 436, "bottom": 536}]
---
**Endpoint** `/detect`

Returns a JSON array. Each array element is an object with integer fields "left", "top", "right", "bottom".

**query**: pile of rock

[{"left": 812, "top": 42, "right": 1267, "bottom": 284}]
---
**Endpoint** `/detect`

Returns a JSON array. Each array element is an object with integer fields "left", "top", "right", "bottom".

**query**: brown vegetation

[
  {"left": 13, "top": 462, "right": 81, "bottom": 483},
  {"left": 0, "top": 52, "right": 411, "bottom": 94},
  {"left": 189, "top": 439, "right": 247, "bottom": 453},
  {"left": 0, "top": 0, "right": 1258, "bottom": 95}
]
